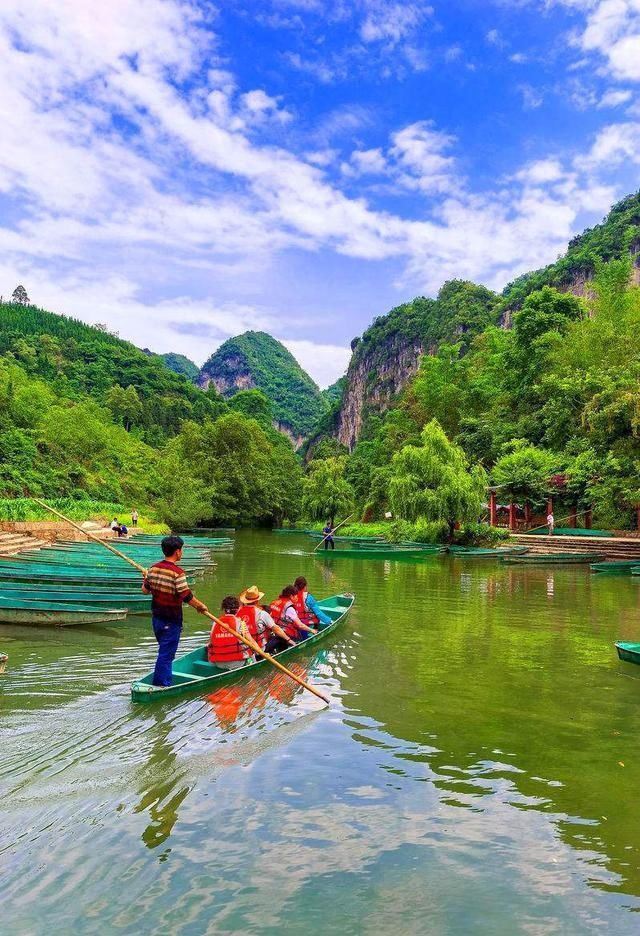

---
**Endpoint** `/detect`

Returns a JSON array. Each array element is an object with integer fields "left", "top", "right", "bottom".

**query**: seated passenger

[
  {"left": 293, "top": 576, "right": 332, "bottom": 629},
  {"left": 238, "top": 585, "right": 295, "bottom": 652},
  {"left": 207, "top": 595, "right": 255, "bottom": 671},
  {"left": 268, "top": 585, "right": 317, "bottom": 653}
]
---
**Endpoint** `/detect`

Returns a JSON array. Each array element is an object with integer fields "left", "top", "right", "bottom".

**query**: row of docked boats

[{"left": 0, "top": 534, "right": 228, "bottom": 626}]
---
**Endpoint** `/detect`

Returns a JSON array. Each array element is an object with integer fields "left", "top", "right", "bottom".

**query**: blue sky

[{"left": 0, "top": 1, "right": 638, "bottom": 386}]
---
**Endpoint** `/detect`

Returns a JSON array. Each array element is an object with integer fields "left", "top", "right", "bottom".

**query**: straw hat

[{"left": 239, "top": 585, "right": 265, "bottom": 605}]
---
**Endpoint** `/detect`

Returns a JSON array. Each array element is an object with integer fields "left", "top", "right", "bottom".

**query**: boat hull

[
  {"left": 503, "top": 553, "right": 607, "bottom": 565},
  {"left": 131, "top": 593, "right": 354, "bottom": 702},
  {"left": 615, "top": 642, "right": 640, "bottom": 664},
  {"left": 0, "top": 606, "right": 128, "bottom": 626},
  {"left": 316, "top": 547, "right": 444, "bottom": 559}
]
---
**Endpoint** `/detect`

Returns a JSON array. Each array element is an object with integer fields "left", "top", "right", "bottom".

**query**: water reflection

[{"left": 3, "top": 532, "right": 640, "bottom": 934}]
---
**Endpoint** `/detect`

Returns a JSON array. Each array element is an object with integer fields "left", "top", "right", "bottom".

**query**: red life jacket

[
  {"left": 237, "top": 605, "right": 264, "bottom": 648},
  {"left": 269, "top": 597, "right": 300, "bottom": 639},
  {"left": 292, "top": 590, "right": 317, "bottom": 627},
  {"left": 208, "top": 614, "right": 249, "bottom": 664}
]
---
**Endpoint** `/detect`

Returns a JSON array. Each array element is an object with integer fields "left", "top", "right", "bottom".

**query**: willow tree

[
  {"left": 302, "top": 456, "right": 355, "bottom": 525},
  {"left": 389, "top": 420, "right": 486, "bottom": 538}
]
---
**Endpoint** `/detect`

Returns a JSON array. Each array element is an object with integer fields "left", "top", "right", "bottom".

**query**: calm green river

[{"left": 2, "top": 530, "right": 640, "bottom": 934}]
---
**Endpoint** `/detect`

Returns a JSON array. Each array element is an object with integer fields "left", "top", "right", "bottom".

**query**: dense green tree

[
  {"left": 301, "top": 457, "right": 355, "bottom": 525},
  {"left": 491, "top": 441, "right": 558, "bottom": 506},
  {"left": 389, "top": 420, "right": 487, "bottom": 538}
]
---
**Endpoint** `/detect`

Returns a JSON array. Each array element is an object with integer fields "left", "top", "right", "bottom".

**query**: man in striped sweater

[{"left": 143, "top": 535, "right": 208, "bottom": 686}]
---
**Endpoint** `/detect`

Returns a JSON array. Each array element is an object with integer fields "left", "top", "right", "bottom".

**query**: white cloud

[
  {"left": 558, "top": 0, "right": 640, "bottom": 82},
  {"left": 0, "top": 0, "right": 635, "bottom": 391},
  {"left": 515, "top": 159, "right": 566, "bottom": 184},
  {"left": 390, "top": 122, "right": 458, "bottom": 194},
  {"left": 518, "top": 83, "right": 544, "bottom": 109},
  {"left": 597, "top": 87, "right": 633, "bottom": 107},
  {"left": 359, "top": 2, "right": 433, "bottom": 44},
  {"left": 282, "top": 340, "right": 351, "bottom": 388}
]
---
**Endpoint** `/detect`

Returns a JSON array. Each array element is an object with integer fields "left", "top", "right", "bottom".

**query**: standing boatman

[
  {"left": 322, "top": 520, "right": 335, "bottom": 550},
  {"left": 142, "top": 535, "right": 208, "bottom": 687}
]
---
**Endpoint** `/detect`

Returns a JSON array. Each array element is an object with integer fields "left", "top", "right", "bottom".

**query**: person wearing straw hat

[{"left": 238, "top": 585, "right": 295, "bottom": 651}]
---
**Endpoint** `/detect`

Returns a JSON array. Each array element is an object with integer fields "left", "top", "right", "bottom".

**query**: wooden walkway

[{"left": 510, "top": 533, "right": 640, "bottom": 561}]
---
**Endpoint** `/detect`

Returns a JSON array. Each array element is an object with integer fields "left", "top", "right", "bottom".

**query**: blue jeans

[{"left": 152, "top": 615, "right": 182, "bottom": 686}]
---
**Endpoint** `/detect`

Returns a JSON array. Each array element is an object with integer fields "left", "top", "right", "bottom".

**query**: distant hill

[
  {"left": 198, "top": 331, "right": 327, "bottom": 444},
  {"left": 0, "top": 302, "right": 219, "bottom": 442},
  {"left": 158, "top": 352, "right": 199, "bottom": 382}
]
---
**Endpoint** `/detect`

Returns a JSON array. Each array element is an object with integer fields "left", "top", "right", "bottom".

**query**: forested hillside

[
  {"left": 0, "top": 304, "right": 302, "bottom": 527},
  {"left": 298, "top": 191, "right": 640, "bottom": 536},
  {"left": 198, "top": 331, "right": 327, "bottom": 443}
]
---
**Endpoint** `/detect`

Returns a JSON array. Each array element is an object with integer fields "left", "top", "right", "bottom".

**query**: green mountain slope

[
  {"left": 0, "top": 303, "right": 219, "bottom": 443},
  {"left": 158, "top": 352, "right": 199, "bottom": 382},
  {"left": 198, "top": 331, "right": 327, "bottom": 441},
  {"left": 501, "top": 190, "right": 640, "bottom": 308}
]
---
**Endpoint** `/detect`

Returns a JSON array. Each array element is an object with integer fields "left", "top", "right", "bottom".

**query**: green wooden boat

[
  {"left": 447, "top": 546, "right": 529, "bottom": 557},
  {"left": 615, "top": 642, "right": 640, "bottom": 664},
  {"left": 10, "top": 552, "right": 212, "bottom": 570},
  {"left": 272, "top": 528, "right": 314, "bottom": 535},
  {"left": 590, "top": 561, "right": 640, "bottom": 575},
  {"left": 0, "top": 570, "right": 153, "bottom": 586},
  {"left": 0, "top": 588, "right": 150, "bottom": 610},
  {"left": 0, "top": 598, "right": 128, "bottom": 626},
  {"left": 527, "top": 527, "right": 613, "bottom": 537},
  {"left": 503, "top": 552, "right": 607, "bottom": 565},
  {"left": 307, "top": 533, "right": 384, "bottom": 543},
  {"left": 0, "top": 579, "right": 146, "bottom": 593},
  {"left": 131, "top": 593, "right": 354, "bottom": 702},
  {"left": 317, "top": 546, "right": 445, "bottom": 559}
]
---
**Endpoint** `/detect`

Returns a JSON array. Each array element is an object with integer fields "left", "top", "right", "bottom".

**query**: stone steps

[
  {"left": 510, "top": 534, "right": 640, "bottom": 561},
  {"left": 0, "top": 533, "right": 49, "bottom": 555}
]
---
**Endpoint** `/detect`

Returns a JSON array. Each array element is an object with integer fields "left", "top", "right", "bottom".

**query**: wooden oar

[
  {"left": 312, "top": 514, "right": 354, "bottom": 553},
  {"left": 32, "top": 498, "right": 147, "bottom": 573},
  {"left": 203, "top": 611, "right": 330, "bottom": 706},
  {"left": 32, "top": 498, "right": 330, "bottom": 705}
]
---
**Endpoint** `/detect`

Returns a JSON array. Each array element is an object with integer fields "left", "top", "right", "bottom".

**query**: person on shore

[
  {"left": 322, "top": 521, "right": 335, "bottom": 550},
  {"left": 207, "top": 595, "right": 255, "bottom": 671},
  {"left": 142, "top": 535, "right": 208, "bottom": 686},
  {"left": 293, "top": 576, "right": 331, "bottom": 629},
  {"left": 238, "top": 585, "right": 295, "bottom": 651},
  {"left": 547, "top": 511, "right": 555, "bottom": 536},
  {"left": 118, "top": 523, "right": 129, "bottom": 538},
  {"left": 110, "top": 517, "right": 119, "bottom": 532},
  {"left": 268, "top": 585, "right": 317, "bottom": 652},
  {"left": 131, "top": 509, "right": 138, "bottom": 527}
]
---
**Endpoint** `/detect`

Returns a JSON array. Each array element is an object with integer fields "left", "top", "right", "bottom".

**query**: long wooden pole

[
  {"left": 312, "top": 514, "right": 355, "bottom": 553},
  {"left": 32, "top": 498, "right": 330, "bottom": 705},
  {"left": 203, "top": 611, "right": 330, "bottom": 705},
  {"left": 525, "top": 507, "right": 591, "bottom": 535},
  {"left": 32, "top": 498, "right": 147, "bottom": 573}
]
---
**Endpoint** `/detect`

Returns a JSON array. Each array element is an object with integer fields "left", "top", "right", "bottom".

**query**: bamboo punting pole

[
  {"left": 32, "top": 498, "right": 330, "bottom": 705},
  {"left": 32, "top": 498, "right": 148, "bottom": 573},
  {"left": 312, "top": 514, "right": 355, "bottom": 553},
  {"left": 525, "top": 507, "right": 591, "bottom": 535}
]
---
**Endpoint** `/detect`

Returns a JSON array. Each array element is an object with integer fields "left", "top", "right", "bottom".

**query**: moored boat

[
  {"left": 615, "top": 642, "right": 640, "bottom": 664},
  {"left": 317, "top": 546, "right": 445, "bottom": 559},
  {"left": 590, "top": 561, "right": 640, "bottom": 575},
  {"left": 0, "top": 598, "right": 128, "bottom": 626},
  {"left": 0, "top": 588, "right": 150, "bottom": 610},
  {"left": 447, "top": 546, "right": 529, "bottom": 557},
  {"left": 131, "top": 593, "right": 354, "bottom": 702},
  {"left": 503, "top": 553, "right": 607, "bottom": 565}
]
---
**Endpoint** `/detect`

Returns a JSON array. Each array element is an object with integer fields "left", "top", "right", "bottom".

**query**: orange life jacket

[
  {"left": 208, "top": 614, "right": 249, "bottom": 664},
  {"left": 237, "top": 605, "right": 263, "bottom": 648},
  {"left": 269, "top": 597, "right": 300, "bottom": 639},
  {"left": 292, "top": 590, "right": 317, "bottom": 627}
]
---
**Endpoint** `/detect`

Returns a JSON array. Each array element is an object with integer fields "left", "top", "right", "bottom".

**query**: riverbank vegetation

[{"left": 304, "top": 257, "right": 640, "bottom": 534}]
